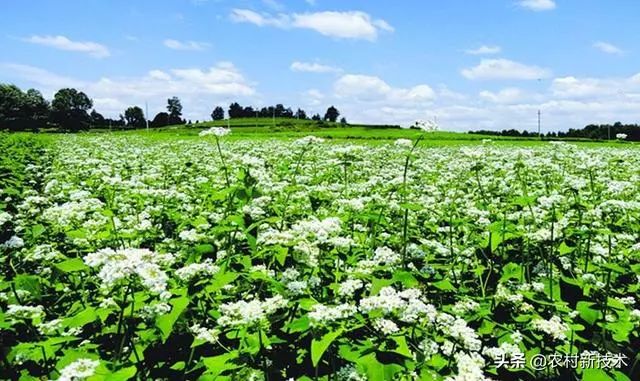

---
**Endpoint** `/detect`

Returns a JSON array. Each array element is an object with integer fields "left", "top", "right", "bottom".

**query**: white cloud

[
  {"left": 230, "top": 9, "right": 392, "bottom": 41},
  {"left": 290, "top": 61, "right": 341, "bottom": 73},
  {"left": 334, "top": 74, "right": 435, "bottom": 104},
  {"left": 303, "top": 88, "right": 325, "bottom": 106},
  {"left": 551, "top": 74, "right": 640, "bottom": 99},
  {"left": 593, "top": 41, "right": 623, "bottom": 55},
  {"left": 0, "top": 63, "right": 85, "bottom": 89},
  {"left": 518, "top": 0, "right": 556, "bottom": 11},
  {"left": 163, "top": 39, "right": 211, "bottom": 51},
  {"left": 2, "top": 62, "right": 256, "bottom": 120},
  {"left": 292, "top": 11, "right": 393, "bottom": 40},
  {"left": 22, "top": 35, "right": 110, "bottom": 58},
  {"left": 230, "top": 9, "right": 290, "bottom": 28},
  {"left": 462, "top": 58, "right": 551, "bottom": 80},
  {"left": 479, "top": 87, "right": 527, "bottom": 104},
  {"left": 465, "top": 45, "right": 501, "bottom": 55}
]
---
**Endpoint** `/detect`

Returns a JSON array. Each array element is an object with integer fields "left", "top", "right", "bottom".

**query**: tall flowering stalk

[
  {"left": 400, "top": 119, "right": 438, "bottom": 269},
  {"left": 200, "top": 127, "right": 232, "bottom": 187},
  {"left": 279, "top": 136, "right": 324, "bottom": 229}
]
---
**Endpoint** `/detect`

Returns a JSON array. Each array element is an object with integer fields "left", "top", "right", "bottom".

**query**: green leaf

[
  {"left": 31, "top": 224, "right": 46, "bottom": 239},
  {"left": 390, "top": 336, "right": 413, "bottom": 358},
  {"left": 66, "top": 229, "right": 87, "bottom": 239},
  {"left": 205, "top": 272, "right": 238, "bottom": 293},
  {"left": 55, "top": 258, "right": 89, "bottom": 273},
  {"left": 392, "top": 271, "right": 418, "bottom": 288},
  {"left": 558, "top": 242, "right": 574, "bottom": 255},
  {"left": 356, "top": 353, "right": 403, "bottom": 381},
  {"left": 63, "top": 307, "right": 97, "bottom": 329},
  {"left": 490, "top": 233, "right": 503, "bottom": 252},
  {"left": 582, "top": 368, "right": 613, "bottom": 381},
  {"left": 500, "top": 263, "right": 522, "bottom": 282},
  {"left": 611, "top": 371, "right": 631, "bottom": 381},
  {"left": 156, "top": 296, "right": 189, "bottom": 341},
  {"left": 14, "top": 275, "right": 41, "bottom": 299},
  {"left": 370, "top": 278, "right": 394, "bottom": 295},
  {"left": 311, "top": 329, "right": 343, "bottom": 367},
  {"left": 275, "top": 246, "right": 288, "bottom": 266},
  {"left": 433, "top": 279, "right": 455, "bottom": 291},
  {"left": 285, "top": 316, "right": 310, "bottom": 333},
  {"left": 195, "top": 244, "right": 214, "bottom": 255},
  {"left": 576, "top": 301, "right": 600, "bottom": 325},
  {"left": 602, "top": 263, "right": 625, "bottom": 273},
  {"left": 202, "top": 351, "right": 239, "bottom": 377},
  {"left": 105, "top": 366, "right": 137, "bottom": 381}
]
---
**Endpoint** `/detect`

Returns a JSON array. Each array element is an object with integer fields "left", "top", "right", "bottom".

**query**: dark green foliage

[
  {"left": 124, "top": 106, "right": 146, "bottom": 128},
  {"left": 51, "top": 88, "right": 93, "bottom": 131},
  {"left": 324, "top": 105, "right": 340, "bottom": 123},
  {"left": 211, "top": 106, "right": 225, "bottom": 121}
]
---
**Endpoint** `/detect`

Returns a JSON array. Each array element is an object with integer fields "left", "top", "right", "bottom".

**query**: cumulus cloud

[
  {"left": 163, "top": 39, "right": 211, "bottom": 51},
  {"left": 465, "top": 45, "right": 501, "bottom": 55},
  {"left": 322, "top": 68, "right": 640, "bottom": 132},
  {"left": 334, "top": 74, "right": 435, "bottom": 104},
  {"left": 2, "top": 62, "right": 256, "bottom": 120},
  {"left": 593, "top": 41, "right": 623, "bottom": 55},
  {"left": 461, "top": 59, "right": 551, "bottom": 80},
  {"left": 518, "top": 0, "right": 556, "bottom": 11},
  {"left": 230, "top": 9, "right": 290, "bottom": 28},
  {"left": 22, "top": 35, "right": 110, "bottom": 58},
  {"left": 551, "top": 74, "right": 640, "bottom": 98},
  {"left": 0, "top": 63, "right": 85, "bottom": 89},
  {"left": 479, "top": 88, "right": 528, "bottom": 104},
  {"left": 290, "top": 61, "right": 341, "bottom": 73},
  {"left": 303, "top": 88, "right": 325, "bottom": 106},
  {"left": 230, "top": 9, "right": 392, "bottom": 41}
]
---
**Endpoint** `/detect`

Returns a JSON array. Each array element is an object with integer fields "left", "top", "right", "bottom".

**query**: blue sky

[{"left": 2, "top": 0, "right": 640, "bottom": 131}]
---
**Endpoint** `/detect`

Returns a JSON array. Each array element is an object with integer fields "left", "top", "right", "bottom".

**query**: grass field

[
  {"left": 81, "top": 117, "right": 639, "bottom": 148},
  {"left": 2, "top": 128, "right": 640, "bottom": 381}
]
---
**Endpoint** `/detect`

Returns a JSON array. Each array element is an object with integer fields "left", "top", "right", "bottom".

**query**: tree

[
  {"left": 167, "top": 96, "right": 183, "bottom": 125},
  {"left": 324, "top": 106, "right": 340, "bottom": 123},
  {"left": 0, "top": 84, "right": 51, "bottom": 131},
  {"left": 340, "top": 117, "right": 348, "bottom": 125},
  {"left": 23, "top": 89, "right": 49, "bottom": 129},
  {"left": 243, "top": 106, "right": 255, "bottom": 118},
  {"left": 51, "top": 88, "right": 93, "bottom": 131},
  {"left": 124, "top": 106, "right": 146, "bottom": 128},
  {"left": 295, "top": 108, "right": 307, "bottom": 120},
  {"left": 90, "top": 110, "right": 105, "bottom": 126},
  {"left": 228, "top": 102, "right": 243, "bottom": 119},
  {"left": 311, "top": 114, "right": 321, "bottom": 121},
  {"left": 151, "top": 112, "right": 170, "bottom": 127},
  {"left": 211, "top": 106, "right": 225, "bottom": 121},
  {"left": 274, "top": 104, "right": 286, "bottom": 118}
]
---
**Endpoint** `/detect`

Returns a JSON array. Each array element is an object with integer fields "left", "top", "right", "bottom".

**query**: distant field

[{"left": 88, "top": 118, "right": 638, "bottom": 148}]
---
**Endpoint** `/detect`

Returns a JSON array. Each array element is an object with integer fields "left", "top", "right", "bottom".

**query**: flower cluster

[{"left": 84, "top": 248, "right": 174, "bottom": 295}]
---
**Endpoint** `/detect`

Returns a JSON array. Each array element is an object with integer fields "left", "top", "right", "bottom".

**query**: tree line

[
  {"left": 470, "top": 122, "right": 640, "bottom": 141},
  {"left": 0, "top": 83, "right": 346, "bottom": 132}
]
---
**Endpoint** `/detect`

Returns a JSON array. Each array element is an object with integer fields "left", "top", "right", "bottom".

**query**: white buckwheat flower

[
  {"left": 199, "top": 127, "right": 231, "bottom": 137},
  {"left": 57, "top": 358, "right": 100, "bottom": 381}
]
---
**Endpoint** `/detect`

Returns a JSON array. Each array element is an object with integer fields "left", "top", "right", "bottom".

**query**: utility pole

[
  {"left": 537, "top": 109, "right": 541, "bottom": 139},
  {"left": 537, "top": 78, "right": 542, "bottom": 140},
  {"left": 256, "top": 109, "right": 258, "bottom": 128},
  {"left": 145, "top": 101, "right": 149, "bottom": 131},
  {"left": 272, "top": 107, "right": 276, "bottom": 127}
]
